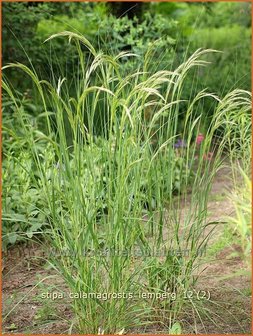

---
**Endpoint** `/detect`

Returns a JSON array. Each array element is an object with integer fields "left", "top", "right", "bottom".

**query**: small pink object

[
  {"left": 203, "top": 152, "right": 213, "bottom": 161},
  {"left": 196, "top": 133, "right": 204, "bottom": 145}
]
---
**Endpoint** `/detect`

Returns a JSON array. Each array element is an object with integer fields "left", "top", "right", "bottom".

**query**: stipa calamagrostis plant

[
  {"left": 215, "top": 89, "right": 251, "bottom": 170},
  {"left": 214, "top": 89, "right": 251, "bottom": 269},
  {"left": 2, "top": 31, "right": 251, "bottom": 333},
  {"left": 218, "top": 91, "right": 251, "bottom": 268},
  {"left": 227, "top": 168, "right": 251, "bottom": 266}
]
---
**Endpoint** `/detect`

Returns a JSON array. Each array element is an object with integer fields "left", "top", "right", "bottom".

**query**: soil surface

[{"left": 2, "top": 165, "right": 251, "bottom": 334}]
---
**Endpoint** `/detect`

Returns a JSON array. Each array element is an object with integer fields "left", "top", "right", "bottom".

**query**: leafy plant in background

[
  {"left": 154, "top": 2, "right": 251, "bottom": 132},
  {"left": 2, "top": 95, "right": 54, "bottom": 250},
  {"left": 36, "top": 11, "right": 177, "bottom": 78},
  {"left": 3, "top": 1, "right": 250, "bottom": 130},
  {"left": 189, "top": 25, "right": 251, "bottom": 93},
  {"left": 2, "top": 154, "right": 41, "bottom": 249}
]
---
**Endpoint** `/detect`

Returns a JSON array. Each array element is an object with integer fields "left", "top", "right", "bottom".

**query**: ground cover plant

[{"left": 2, "top": 2, "right": 251, "bottom": 334}]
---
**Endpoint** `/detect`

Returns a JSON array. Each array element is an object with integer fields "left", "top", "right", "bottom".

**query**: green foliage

[
  {"left": 3, "top": 1, "right": 250, "bottom": 115},
  {"left": 95, "top": 12, "right": 177, "bottom": 56},
  {"left": 2, "top": 2, "right": 106, "bottom": 87},
  {"left": 2, "top": 97, "right": 53, "bottom": 250},
  {"left": 36, "top": 11, "right": 177, "bottom": 76},
  {"left": 2, "top": 91, "right": 192, "bottom": 250},
  {"left": 176, "top": 2, "right": 251, "bottom": 29},
  {"left": 3, "top": 33, "right": 251, "bottom": 332},
  {"left": 171, "top": 5, "right": 251, "bottom": 134},
  {"left": 189, "top": 25, "right": 251, "bottom": 93},
  {"left": 200, "top": 2, "right": 251, "bottom": 28},
  {"left": 227, "top": 170, "right": 251, "bottom": 267},
  {"left": 2, "top": 2, "right": 51, "bottom": 65},
  {"left": 1, "top": 2, "right": 252, "bottom": 333},
  {"left": 2, "top": 151, "right": 46, "bottom": 249},
  {"left": 169, "top": 322, "right": 182, "bottom": 334}
]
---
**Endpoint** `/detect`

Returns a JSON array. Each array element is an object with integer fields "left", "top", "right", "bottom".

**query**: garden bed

[{"left": 2, "top": 167, "right": 251, "bottom": 334}]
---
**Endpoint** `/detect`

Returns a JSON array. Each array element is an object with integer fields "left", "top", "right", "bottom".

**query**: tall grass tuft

[{"left": 2, "top": 32, "right": 251, "bottom": 333}]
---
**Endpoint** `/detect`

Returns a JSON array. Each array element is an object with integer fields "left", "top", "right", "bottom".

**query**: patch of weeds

[
  {"left": 206, "top": 225, "right": 234, "bottom": 259},
  {"left": 209, "top": 193, "right": 227, "bottom": 202},
  {"left": 34, "top": 305, "right": 58, "bottom": 323},
  {"left": 5, "top": 322, "right": 18, "bottom": 331},
  {"left": 242, "top": 287, "right": 252, "bottom": 297},
  {"left": 3, "top": 291, "right": 20, "bottom": 317}
]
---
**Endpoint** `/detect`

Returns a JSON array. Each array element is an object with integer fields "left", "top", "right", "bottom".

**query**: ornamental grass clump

[{"left": 2, "top": 31, "right": 251, "bottom": 333}]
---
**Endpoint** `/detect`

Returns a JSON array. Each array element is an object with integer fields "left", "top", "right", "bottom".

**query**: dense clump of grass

[
  {"left": 2, "top": 32, "right": 251, "bottom": 333},
  {"left": 217, "top": 87, "right": 251, "bottom": 266},
  {"left": 228, "top": 169, "right": 251, "bottom": 266}
]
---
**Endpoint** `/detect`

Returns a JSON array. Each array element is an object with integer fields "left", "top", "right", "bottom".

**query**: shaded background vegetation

[
  {"left": 3, "top": 1, "right": 251, "bottom": 92},
  {"left": 2, "top": 1, "right": 251, "bottom": 154}
]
